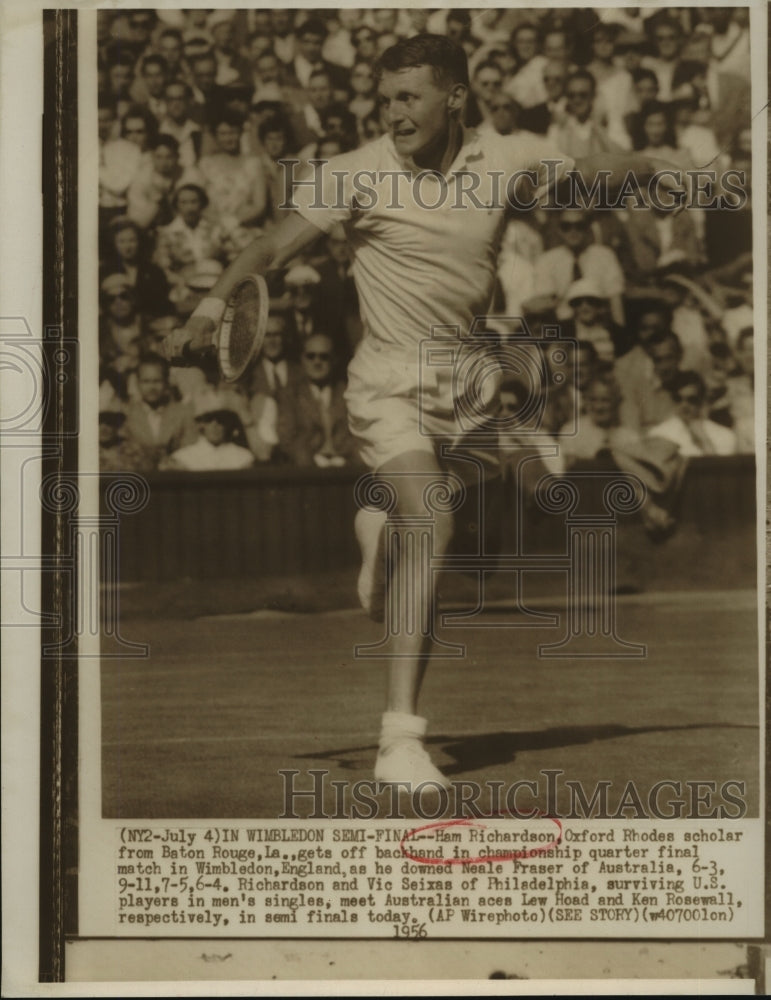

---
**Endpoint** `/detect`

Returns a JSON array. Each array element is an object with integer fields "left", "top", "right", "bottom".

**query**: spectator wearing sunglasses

[
  {"left": 533, "top": 209, "right": 626, "bottom": 325},
  {"left": 547, "top": 68, "right": 623, "bottom": 158},
  {"left": 641, "top": 16, "right": 684, "bottom": 102},
  {"left": 647, "top": 371, "right": 736, "bottom": 456},
  {"left": 277, "top": 333, "right": 358, "bottom": 467}
]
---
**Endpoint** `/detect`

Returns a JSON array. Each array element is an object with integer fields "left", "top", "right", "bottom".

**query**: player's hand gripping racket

[{"left": 169, "top": 273, "right": 269, "bottom": 383}]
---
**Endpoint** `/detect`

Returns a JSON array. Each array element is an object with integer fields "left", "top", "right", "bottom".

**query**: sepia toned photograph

[
  {"left": 93, "top": 5, "right": 760, "bottom": 825},
  {"left": 0, "top": 0, "right": 767, "bottom": 993}
]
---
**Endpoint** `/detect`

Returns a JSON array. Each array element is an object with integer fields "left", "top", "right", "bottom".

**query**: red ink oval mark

[{"left": 400, "top": 814, "right": 563, "bottom": 866}]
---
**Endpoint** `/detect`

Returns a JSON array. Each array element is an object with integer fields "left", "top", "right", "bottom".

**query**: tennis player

[{"left": 167, "top": 35, "right": 683, "bottom": 791}]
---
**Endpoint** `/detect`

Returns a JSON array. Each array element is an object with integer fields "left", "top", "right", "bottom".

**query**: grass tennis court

[{"left": 101, "top": 585, "right": 759, "bottom": 819}]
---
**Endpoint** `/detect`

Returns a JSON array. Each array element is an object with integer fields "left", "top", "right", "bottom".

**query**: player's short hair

[
  {"left": 375, "top": 33, "right": 469, "bottom": 88},
  {"left": 648, "top": 330, "right": 683, "bottom": 355}
]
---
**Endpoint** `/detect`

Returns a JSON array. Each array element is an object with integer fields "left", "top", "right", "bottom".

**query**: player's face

[
  {"left": 378, "top": 66, "right": 453, "bottom": 161},
  {"left": 159, "top": 36, "right": 182, "bottom": 68},
  {"left": 635, "top": 77, "right": 658, "bottom": 105},
  {"left": 98, "top": 107, "right": 116, "bottom": 142},
  {"left": 513, "top": 28, "right": 538, "bottom": 64}
]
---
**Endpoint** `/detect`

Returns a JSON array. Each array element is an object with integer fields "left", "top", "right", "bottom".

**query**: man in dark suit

[
  {"left": 277, "top": 333, "right": 358, "bottom": 467},
  {"left": 122, "top": 353, "right": 198, "bottom": 467}
]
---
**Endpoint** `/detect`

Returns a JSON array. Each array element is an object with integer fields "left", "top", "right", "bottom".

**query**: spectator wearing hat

[
  {"left": 163, "top": 392, "right": 255, "bottom": 470},
  {"left": 532, "top": 209, "right": 626, "bottom": 325},
  {"left": 646, "top": 370, "right": 736, "bottom": 456},
  {"left": 126, "top": 134, "right": 204, "bottom": 231},
  {"left": 101, "top": 216, "right": 171, "bottom": 317},
  {"left": 198, "top": 111, "right": 269, "bottom": 256},
  {"left": 277, "top": 333, "right": 358, "bottom": 468},
  {"left": 157, "top": 81, "right": 202, "bottom": 169},
  {"left": 207, "top": 11, "right": 251, "bottom": 88},
  {"left": 167, "top": 258, "right": 224, "bottom": 320},
  {"left": 154, "top": 184, "right": 226, "bottom": 286},
  {"left": 563, "top": 279, "right": 632, "bottom": 364},
  {"left": 123, "top": 353, "right": 198, "bottom": 467},
  {"left": 99, "top": 410, "right": 155, "bottom": 473}
]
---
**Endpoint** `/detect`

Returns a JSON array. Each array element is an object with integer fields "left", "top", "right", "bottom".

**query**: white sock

[{"left": 379, "top": 711, "right": 427, "bottom": 752}]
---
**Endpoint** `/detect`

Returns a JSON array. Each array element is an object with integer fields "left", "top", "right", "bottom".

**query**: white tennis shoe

[
  {"left": 374, "top": 712, "right": 450, "bottom": 790},
  {"left": 374, "top": 738, "right": 450, "bottom": 790}
]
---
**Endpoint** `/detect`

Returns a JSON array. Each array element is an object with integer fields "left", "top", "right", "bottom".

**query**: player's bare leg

[{"left": 365, "top": 450, "right": 454, "bottom": 789}]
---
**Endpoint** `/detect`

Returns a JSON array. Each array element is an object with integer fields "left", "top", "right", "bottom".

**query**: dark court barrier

[{"left": 101, "top": 455, "right": 756, "bottom": 584}]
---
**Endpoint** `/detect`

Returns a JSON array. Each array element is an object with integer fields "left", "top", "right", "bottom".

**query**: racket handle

[{"left": 169, "top": 339, "right": 218, "bottom": 368}]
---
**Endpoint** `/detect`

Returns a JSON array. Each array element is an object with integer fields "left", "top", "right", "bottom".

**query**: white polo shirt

[
  {"left": 292, "top": 129, "right": 573, "bottom": 470},
  {"left": 292, "top": 129, "right": 573, "bottom": 355}
]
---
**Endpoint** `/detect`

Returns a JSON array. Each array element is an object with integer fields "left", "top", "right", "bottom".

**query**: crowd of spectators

[{"left": 98, "top": 7, "right": 754, "bottom": 476}]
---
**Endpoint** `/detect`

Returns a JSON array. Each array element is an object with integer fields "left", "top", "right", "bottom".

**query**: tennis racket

[{"left": 217, "top": 273, "right": 270, "bottom": 382}]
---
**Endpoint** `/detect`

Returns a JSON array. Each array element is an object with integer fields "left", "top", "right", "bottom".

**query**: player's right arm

[{"left": 165, "top": 210, "right": 325, "bottom": 358}]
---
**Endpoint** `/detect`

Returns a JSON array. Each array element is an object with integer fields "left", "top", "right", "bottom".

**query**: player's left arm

[{"left": 572, "top": 152, "right": 687, "bottom": 208}]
